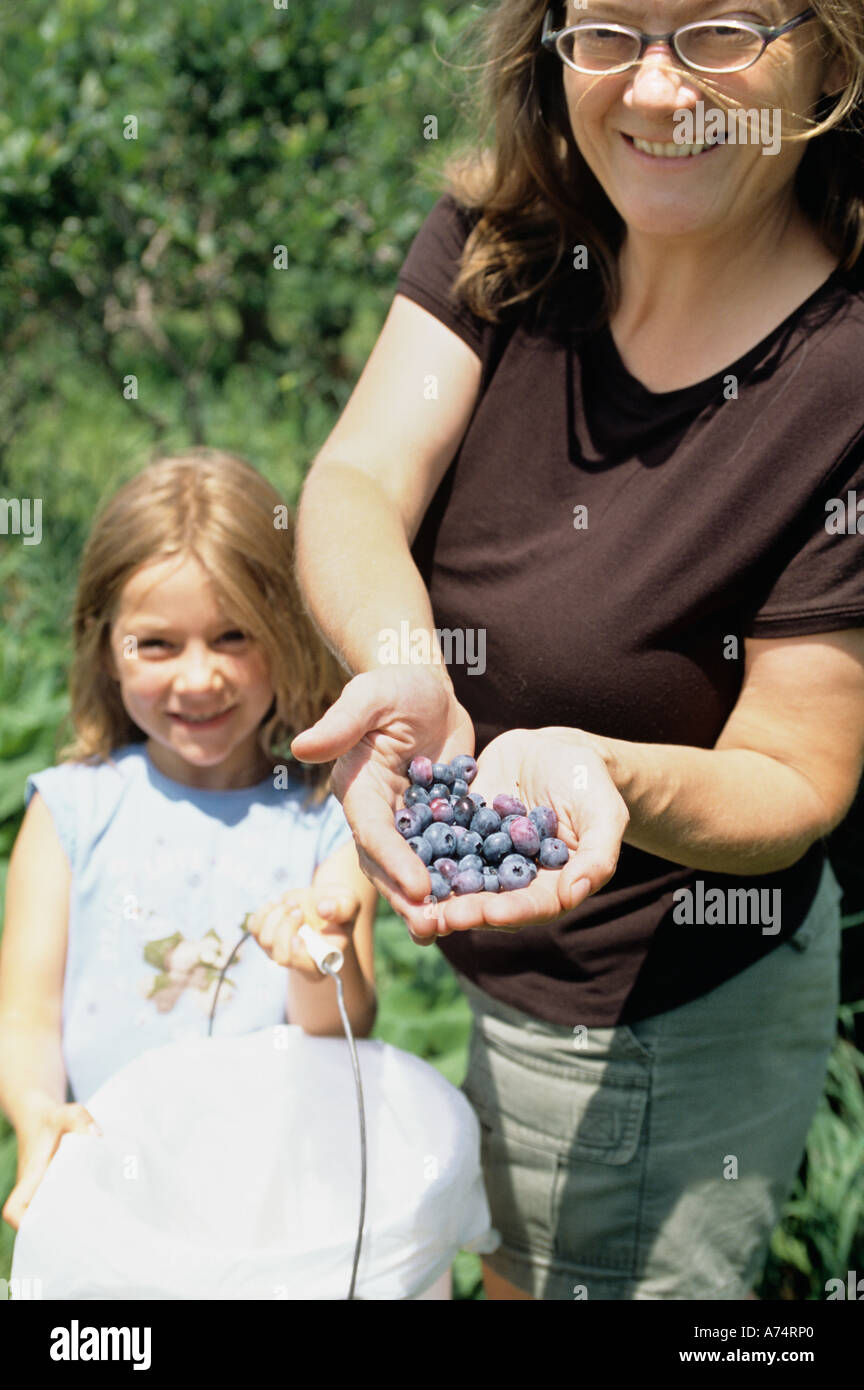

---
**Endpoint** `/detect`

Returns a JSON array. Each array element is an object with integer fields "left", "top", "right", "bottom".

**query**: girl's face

[
  {"left": 107, "top": 553, "right": 275, "bottom": 789},
  {"left": 558, "top": 1, "right": 837, "bottom": 243}
]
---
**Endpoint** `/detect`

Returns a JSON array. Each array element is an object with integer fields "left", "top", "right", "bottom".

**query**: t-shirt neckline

[
  {"left": 592, "top": 263, "right": 846, "bottom": 404},
  {"left": 140, "top": 743, "right": 275, "bottom": 797}
]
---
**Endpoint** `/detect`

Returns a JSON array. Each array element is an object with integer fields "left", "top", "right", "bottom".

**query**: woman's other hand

[{"left": 403, "top": 726, "right": 630, "bottom": 940}]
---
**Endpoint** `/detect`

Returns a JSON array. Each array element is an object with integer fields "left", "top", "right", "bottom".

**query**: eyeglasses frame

[{"left": 539, "top": 6, "right": 816, "bottom": 75}]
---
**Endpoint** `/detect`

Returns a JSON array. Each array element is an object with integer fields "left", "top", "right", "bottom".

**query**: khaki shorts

[{"left": 457, "top": 859, "right": 842, "bottom": 1300}]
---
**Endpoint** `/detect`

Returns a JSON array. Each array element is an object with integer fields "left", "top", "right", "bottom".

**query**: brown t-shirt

[{"left": 396, "top": 194, "right": 864, "bottom": 1027}]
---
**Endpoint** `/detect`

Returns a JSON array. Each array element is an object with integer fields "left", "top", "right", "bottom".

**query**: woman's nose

[{"left": 624, "top": 45, "right": 695, "bottom": 108}]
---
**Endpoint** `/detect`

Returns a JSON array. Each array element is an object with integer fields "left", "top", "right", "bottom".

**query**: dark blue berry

[
  {"left": 498, "top": 854, "right": 534, "bottom": 891},
  {"left": 395, "top": 806, "right": 424, "bottom": 839},
  {"left": 449, "top": 755, "right": 478, "bottom": 785},
  {"left": 407, "top": 835, "right": 433, "bottom": 864},
  {"left": 457, "top": 853, "right": 484, "bottom": 873},
  {"left": 424, "top": 823, "right": 457, "bottom": 858},
  {"left": 470, "top": 807, "right": 501, "bottom": 839},
  {"left": 482, "top": 871, "right": 500, "bottom": 893},
  {"left": 458, "top": 830, "right": 483, "bottom": 857},
  {"left": 529, "top": 806, "right": 558, "bottom": 839},
  {"left": 468, "top": 792, "right": 486, "bottom": 810},
  {"left": 432, "top": 763, "right": 455, "bottom": 787},
  {"left": 427, "top": 871, "right": 451, "bottom": 900},
  {"left": 403, "top": 785, "right": 430, "bottom": 807},
  {"left": 451, "top": 778, "right": 469, "bottom": 798},
  {"left": 429, "top": 782, "right": 452, "bottom": 802},
  {"left": 538, "top": 837, "right": 569, "bottom": 869},
  {"left": 451, "top": 795, "right": 475, "bottom": 828},
  {"left": 482, "top": 831, "right": 514, "bottom": 866},
  {"left": 452, "top": 868, "right": 485, "bottom": 895}
]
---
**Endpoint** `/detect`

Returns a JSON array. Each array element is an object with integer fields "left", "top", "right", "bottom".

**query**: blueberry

[
  {"left": 434, "top": 857, "right": 459, "bottom": 882},
  {"left": 429, "top": 782, "right": 452, "bottom": 802},
  {"left": 457, "top": 853, "right": 484, "bottom": 873},
  {"left": 449, "top": 755, "right": 478, "bottom": 785},
  {"left": 395, "top": 806, "right": 425, "bottom": 839},
  {"left": 403, "top": 785, "right": 430, "bottom": 807},
  {"left": 452, "top": 868, "right": 485, "bottom": 895},
  {"left": 498, "top": 854, "right": 534, "bottom": 891},
  {"left": 538, "top": 837, "right": 569, "bottom": 869},
  {"left": 429, "top": 797, "right": 455, "bottom": 825},
  {"left": 482, "top": 831, "right": 514, "bottom": 866},
  {"left": 467, "top": 792, "right": 486, "bottom": 810},
  {"left": 411, "top": 803, "right": 433, "bottom": 833},
  {"left": 407, "top": 835, "right": 433, "bottom": 864},
  {"left": 482, "top": 871, "right": 500, "bottom": 893},
  {"left": 509, "top": 816, "right": 541, "bottom": 858},
  {"left": 408, "top": 757, "right": 433, "bottom": 789},
  {"left": 423, "top": 823, "right": 457, "bottom": 858},
  {"left": 432, "top": 763, "right": 455, "bottom": 787},
  {"left": 493, "top": 794, "right": 527, "bottom": 819},
  {"left": 470, "top": 807, "right": 501, "bottom": 839},
  {"left": 451, "top": 795, "right": 476, "bottom": 828},
  {"left": 499, "top": 814, "right": 520, "bottom": 836},
  {"left": 529, "top": 806, "right": 558, "bottom": 840},
  {"left": 427, "top": 871, "right": 451, "bottom": 900},
  {"left": 458, "top": 830, "right": 483, "bottom": 857},
  {"left": 451, "top": 778, "right": 469, "bottom": 798}
]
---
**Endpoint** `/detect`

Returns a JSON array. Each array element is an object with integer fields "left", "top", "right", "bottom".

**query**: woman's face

[
  {"left": 107, "top": 553, "right": 275, "bottom": 786},
  {"left": 557, "top": 1, "right": 839, "bottom": 241}
]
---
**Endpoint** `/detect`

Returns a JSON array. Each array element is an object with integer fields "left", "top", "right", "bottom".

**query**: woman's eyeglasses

[{"left": 540, "top": 7, "right": 816, "bottom": 75}]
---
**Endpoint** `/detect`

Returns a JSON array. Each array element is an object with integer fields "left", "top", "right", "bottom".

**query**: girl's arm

[
  {"left": 0, "top": 793, "right": 72, "bottom": 1149},
  {"left": 283, "top": 838, "right": 378, "bottom": 1038}
]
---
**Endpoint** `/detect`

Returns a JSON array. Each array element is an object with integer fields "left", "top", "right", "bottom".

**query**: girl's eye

[
  {"left": 219, "top": 630, "right": 247, "bottom": 643},
  {"left": 139, "top": 638, "right": 171, "bottom": 649}
]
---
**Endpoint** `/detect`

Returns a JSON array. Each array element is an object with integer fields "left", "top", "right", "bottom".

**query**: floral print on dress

[{"left": 140, "top": 929, "right": 243, "bottom": 1015}]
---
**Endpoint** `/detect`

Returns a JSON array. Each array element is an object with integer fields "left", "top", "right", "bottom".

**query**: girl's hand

[
  {"left": 290, "top": 667, "right": 476, "bottom": 927},
  {"left": 247, "top": 887, "right": 361, "bottom": 979},
  {"left": 2, "top": 1102, "right": 102, "bottom": 1232},
  {"left": 400, "top": 727, "right": 630, "bottom": 941}
]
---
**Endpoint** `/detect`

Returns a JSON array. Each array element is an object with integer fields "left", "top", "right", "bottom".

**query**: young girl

[{"left": 0, "top": 448, "right": 378, "bottom": 1233}]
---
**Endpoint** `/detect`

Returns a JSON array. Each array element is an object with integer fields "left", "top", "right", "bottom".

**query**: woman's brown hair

[
  {"left": 59, "top": 449, "right": 347, "bottom": 804},
  {"left": 431, "top": 0, "right": 864, "bottom": 330}
]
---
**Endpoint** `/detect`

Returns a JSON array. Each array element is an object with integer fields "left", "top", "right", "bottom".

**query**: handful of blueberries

[{"left": 394, "top": 753, "right": 570, "bottom": 898}]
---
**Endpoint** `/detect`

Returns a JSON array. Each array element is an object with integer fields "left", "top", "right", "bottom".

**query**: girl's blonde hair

[
  {"left": 59, "top": 448, "right": 347, "bottom": 804},
  {"left": 435, "top": 0, "right": 864, "bottom": 331}
]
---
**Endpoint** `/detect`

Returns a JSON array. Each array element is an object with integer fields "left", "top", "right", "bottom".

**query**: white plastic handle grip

[{"left": 298, "top": 924, "right": 344, "bottom": 975}]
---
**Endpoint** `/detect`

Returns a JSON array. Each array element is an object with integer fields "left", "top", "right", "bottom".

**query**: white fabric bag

[{"left": 12, "top": 1027, "right": 499, "bottom": 1300}]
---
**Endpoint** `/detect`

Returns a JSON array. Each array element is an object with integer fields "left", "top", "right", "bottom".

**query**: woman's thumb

[{"left": 291, "top": 674, "right": 383, "bottom": 763}]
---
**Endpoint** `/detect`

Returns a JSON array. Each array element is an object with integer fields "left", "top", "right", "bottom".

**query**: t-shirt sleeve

[
  {"left": 394, "top": 193, "right": 488, "bottom": 360},
  {"left": 25, "top": 765, "right": 77, "bottom": 870},
  {"left": 745, "top": 431, "right": 864, "bottom": 637},
  {"left": 314, "top": 793, "right": 355, "bottom": 868}
]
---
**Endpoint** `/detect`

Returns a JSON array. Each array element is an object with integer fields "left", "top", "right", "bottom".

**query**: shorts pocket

[{"left": 461, "top": 1014, "right": 651, "bottom": 1273}]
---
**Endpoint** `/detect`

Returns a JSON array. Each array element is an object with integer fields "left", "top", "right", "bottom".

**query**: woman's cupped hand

[{"left": 290, "top": 671, "right": 629, "bottom": 941}]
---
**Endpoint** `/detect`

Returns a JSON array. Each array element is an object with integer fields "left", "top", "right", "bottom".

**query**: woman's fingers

[{"left": 290, "top": 672, "right": 395, "bottom": 763}]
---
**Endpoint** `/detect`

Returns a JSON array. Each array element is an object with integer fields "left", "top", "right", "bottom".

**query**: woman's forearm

[
  {"left": 296, "top": 463, "right": 453, "bottom": 690},
  {"left": 547, "top": 729, "right": 830, "bottom": 875}
]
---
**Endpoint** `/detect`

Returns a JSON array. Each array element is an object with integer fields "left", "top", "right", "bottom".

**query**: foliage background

[{"left": 1, "top": 0, "right": 862, "bottom": 1302}]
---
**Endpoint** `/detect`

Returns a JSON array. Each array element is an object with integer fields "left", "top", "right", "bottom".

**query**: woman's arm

[
  {"left": 296, "top": 293, "right": 482, "bottom": 684},
  {"left": 0, "top": 793, "right": 70, "bottom": 1140},
  {"left": 561, "top": 630, "right": 864, "bottom": 875}
]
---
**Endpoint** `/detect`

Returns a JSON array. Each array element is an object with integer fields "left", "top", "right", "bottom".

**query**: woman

[{"left": 290, "top": 0, "right": 864, "bottom": 1299}]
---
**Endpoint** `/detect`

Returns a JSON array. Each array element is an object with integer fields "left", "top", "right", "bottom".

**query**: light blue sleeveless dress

[{"left": 25, "top": 743, "right": 354, "bottom": 1102}]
